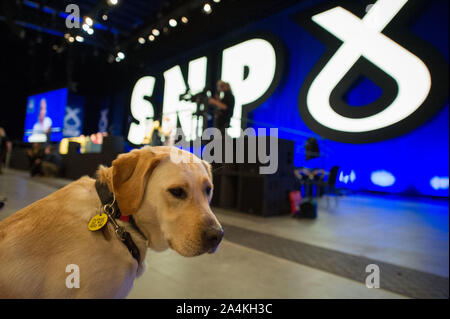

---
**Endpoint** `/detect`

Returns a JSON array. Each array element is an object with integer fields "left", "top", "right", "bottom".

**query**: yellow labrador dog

[{"left": 0, "top": 146, "right": 223, "bottom": 298}]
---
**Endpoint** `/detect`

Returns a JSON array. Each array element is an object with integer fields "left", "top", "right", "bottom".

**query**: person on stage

[
  {"left": 31, "top": 98, "right": 52, "bottom": 141},
  {"left": 208, "top": 80, "right": 235, "bottom": 135}
]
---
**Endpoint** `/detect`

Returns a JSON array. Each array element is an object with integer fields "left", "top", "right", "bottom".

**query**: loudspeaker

[
  {"left": 211, "top": 174, "right": 239, "bottom": 209},
  {"left": 211, "top": 136, "right": 296, "bottom": 216},
  {"left": 237, "top": 137, "right": 294, "bottom": 176},
  {"left": 237, "top": 175, "right": 295, "bottom": 216}
]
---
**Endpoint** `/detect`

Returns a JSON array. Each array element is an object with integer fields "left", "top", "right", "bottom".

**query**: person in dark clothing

[
  {"left": 0, "top": 127, "right": 11, "bottom": 174},
  {"left": 40, "top": 144, "right": 62, "bottom": 177},
  {"left": 26, "top": 143, "right": 45, "bottom": 177},
  {"left": 209, "top": 80, "right": 235, "bottom": 135}
]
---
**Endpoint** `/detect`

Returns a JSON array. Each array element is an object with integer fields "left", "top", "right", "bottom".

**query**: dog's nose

[{"left": 202, "top": 226, "right": 224, "bottom": 253}]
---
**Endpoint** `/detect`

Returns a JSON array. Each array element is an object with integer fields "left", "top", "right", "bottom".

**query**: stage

[{"left": 1, "top": 169, "right": 447, "bottom": 299}]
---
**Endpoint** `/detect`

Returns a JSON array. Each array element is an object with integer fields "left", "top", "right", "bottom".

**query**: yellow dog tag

[{"left": 88, "top": 214, "right": 108, "bottom": 231}]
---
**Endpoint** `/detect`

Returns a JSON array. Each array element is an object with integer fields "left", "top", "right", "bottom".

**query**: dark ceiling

[
  {"left": 0, "top": 0, "right": 303, "bottom": 138},
  {"left": 1, "top": 0, "right": 304, "bottom": 69}
]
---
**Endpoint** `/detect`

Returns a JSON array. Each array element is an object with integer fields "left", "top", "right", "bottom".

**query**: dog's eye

[
  {"left": 205, "top": 186, "right": 212, "bottom": 196},
  {"left": 168, "top": 187, "right": 187, "bottom": 199}
]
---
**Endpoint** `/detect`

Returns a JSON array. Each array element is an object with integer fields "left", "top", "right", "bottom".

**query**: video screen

[{"left": 23, "top": 88, "right": 68, "bottom": 143}]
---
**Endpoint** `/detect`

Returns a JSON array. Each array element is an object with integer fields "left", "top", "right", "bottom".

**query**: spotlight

[
  {"left": 117, "top": 51, "right": 125, "bottom": 60},
  {"left": 102, "top": 14, "right": 108, "bottom": 21},
  {"left": 203, "top": 3, "right": 212, "bottom": 14},
  {"left": 148, "top": 34, "right": 155, "bottom": 41},
  {"left": 75, "top": 35, "right": 84, "bottom": 42},
  {"left": 138, "top": 37, "right": 146, "bottom": 44},
  {"left": 108, "top": 0, "right": 119, "bottom": 6},
  {"left": 181, "top": 16, "right": 188, "bottom": 24},
  {"left": 152, "top": 29, "right": 160, "bottom": 36},
  {"left": 87, "top": 28, "right": 94, "bottom": 35},
  {"left": 84, "top": 17, "right": 93, "bottom": 26},
  {"left": 169, "top": 18, "right": 177, "bottom": 27}
]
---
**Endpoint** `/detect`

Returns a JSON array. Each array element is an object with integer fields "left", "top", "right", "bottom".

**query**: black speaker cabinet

[
  {"left": 237, "top": 137, "right": 294, "bottom": 176},
  {"left": 237, "top": 175, "right": 296, "bottom": 216},
  {"left": 211, "top": 173, "right": 239, "bottom": 209},
  {"left": 211, "top": 136, "right": 297, "bottom": 216}
]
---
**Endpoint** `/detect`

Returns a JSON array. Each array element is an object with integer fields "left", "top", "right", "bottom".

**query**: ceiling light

[
  {"left": 115, "top": 56, "right": 121, "bottom": 62},
  {"left": 152, "top": 29, "right": 160, "bottom": 36},
  {"left": 68, "top": 36, "right": 75, "bottom": 43},
  {"left": 102, "top": 14, "right": 108, "bottom": 21},
  {"left": 138, "top": 37, "right": 146, "bottom": 44},
  {"left": 87, "top": 28, "right": 94, "bottom": 35},
  {"left": 181, "top": 16, "right": 188, "bottom": 24},
  {"left": 84, "top": 17, "right": 93, "bottom": 26},
  {"left": 82, "top": 23, "right": 89, "bottom": 32},
  {"left": 117, "top": 51, "right": 125, "bottom": 60},
  {"left": 75, "top": 36, "right": 84, "bottom": 42},
  {"left": 169, "top": 18, "right": 177, "bottom": 27},
  {"left": 148, "top": 34, "right": 155, "bottom": 41},
  {"left": 213, "top": 0, "right": 221, "bottom": 2},
  {"left": 108, "top": 0, "right": 119, "bottom": 6},
  {"left": 203, "top": 3, "right": 212, "bottom": 14}
]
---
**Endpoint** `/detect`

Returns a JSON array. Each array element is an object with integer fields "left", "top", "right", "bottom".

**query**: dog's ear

[
  {"left": 112, "top": 147, "right": 165, "bottom": 215},
  {"left": 202, "top": 160, "right": 212, "bottom": 181}
]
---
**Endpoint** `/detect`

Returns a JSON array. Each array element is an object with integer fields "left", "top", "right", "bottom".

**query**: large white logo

[
  {"left": 98, "top": 108, "right": 109, "bottom": 133},
  {"left": 128, "top": 38, "right": 279, "bottom": 145},
  {"left": 162, "top": 57, "right": 208, "bottom": 141},
  {"left": 63, "top": 106, "right": 82, "bottom": 137},
  {"left": 306, "top": 0, "right": 431, "bottom": 133},
  {"left": 221, "top": 39, "right": 277, "bottom": 138},
  {"left": 127, "top": 76, "right": 155, "bottom": 145}
]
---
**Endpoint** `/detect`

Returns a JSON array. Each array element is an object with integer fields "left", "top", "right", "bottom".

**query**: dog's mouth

[{"left": 207, "top": 245, "right": 219, "bottom": 254}]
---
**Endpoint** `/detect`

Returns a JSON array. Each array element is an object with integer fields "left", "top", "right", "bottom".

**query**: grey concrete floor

[{"left": 1, "top": 169, "right": 448, "bottom": 298}]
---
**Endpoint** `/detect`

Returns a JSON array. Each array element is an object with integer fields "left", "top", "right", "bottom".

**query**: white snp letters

[
  {"left": 128, "top": 76, "right": 156, "bottom": 145},
  {"left": 221, "top": 39, "right": 277, "bottom": 138},
  {"left": 129, "top": 39, "right": 278, "bottom": 144},
  {"left": 162, "top": 57, "right": 208, "bottom": 142},
  {"left": 129, "top": 0, "right": 438, "bottom": 145}
]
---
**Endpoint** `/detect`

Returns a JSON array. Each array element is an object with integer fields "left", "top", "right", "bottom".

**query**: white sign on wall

[{"left": 128, "top": 38, "right": 280, "bottom": 145}]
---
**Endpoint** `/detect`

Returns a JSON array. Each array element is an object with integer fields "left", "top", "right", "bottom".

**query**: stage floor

[{"left": 0, "top": 169, "right": 448, "bottom": 298}]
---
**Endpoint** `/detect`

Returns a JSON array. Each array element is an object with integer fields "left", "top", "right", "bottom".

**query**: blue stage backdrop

[
  {"left": 125, "top": 0, "right": 449, "bottom": 197},
  {"left": 247, "top": 0, "right": 449, "bottom": 197}
]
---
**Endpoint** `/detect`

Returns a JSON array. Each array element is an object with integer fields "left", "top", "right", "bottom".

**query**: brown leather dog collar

[{"left": 95, "top": 180, "right": 147, "bottom": 264}]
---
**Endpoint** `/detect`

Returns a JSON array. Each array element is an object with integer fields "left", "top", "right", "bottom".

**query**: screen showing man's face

[{"left": 39, "top": 99, "right": 47, "bottom": 122}]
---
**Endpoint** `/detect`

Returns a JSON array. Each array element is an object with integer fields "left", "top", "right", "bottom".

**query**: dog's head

[{"left": 109, "top": 146, "right": 223, "bottom": 257}]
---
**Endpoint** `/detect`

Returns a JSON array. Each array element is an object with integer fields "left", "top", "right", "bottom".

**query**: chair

[
  {"left": 293, "top": 168, "right": 318, "bottom": 199},
  {"left": 316, "top": 166, "right": 340, "bottom": 207}
]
